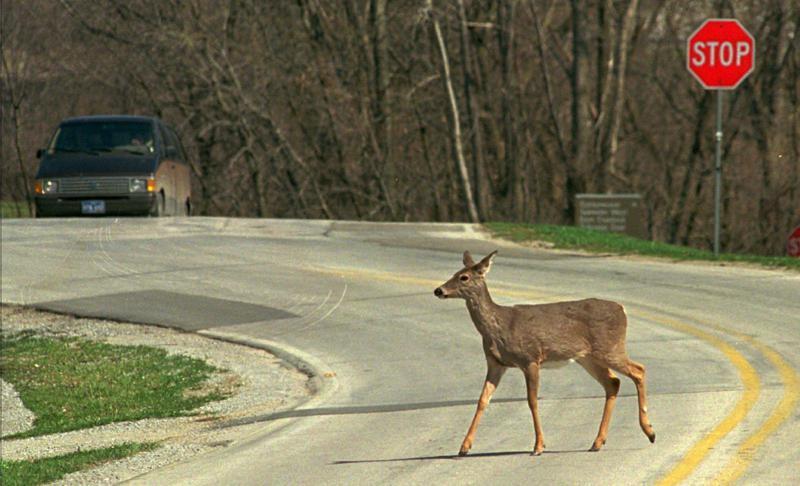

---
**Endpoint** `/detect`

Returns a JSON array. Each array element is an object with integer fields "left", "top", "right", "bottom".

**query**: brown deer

[{"left": 434, "top": 250, "right": 655, "bottom": 456}]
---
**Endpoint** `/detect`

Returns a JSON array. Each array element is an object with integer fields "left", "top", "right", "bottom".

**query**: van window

[{"left": 50, "top": 121, "right": 155, "bottom": 156}]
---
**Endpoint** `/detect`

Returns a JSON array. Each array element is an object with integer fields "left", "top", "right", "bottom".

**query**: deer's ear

[
  {"left": 463, "top": 251, "right": 476, "bottom": 267},
  {"left": 475, "top": 250, "right": 498, "bottom": 276}
]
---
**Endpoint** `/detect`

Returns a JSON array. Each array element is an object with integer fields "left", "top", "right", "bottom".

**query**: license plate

[{"left": 81, "top": 200, "right": 106, "bottom": 214}]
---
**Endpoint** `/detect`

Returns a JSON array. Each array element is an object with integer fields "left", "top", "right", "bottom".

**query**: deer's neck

[{"left": 465, "top": 285, "right": 504, "bottom": 336}]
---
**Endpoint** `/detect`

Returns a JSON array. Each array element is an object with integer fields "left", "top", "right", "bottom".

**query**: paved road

[{"left": 2, "top": 218, "right": 798, "bottom": 485}]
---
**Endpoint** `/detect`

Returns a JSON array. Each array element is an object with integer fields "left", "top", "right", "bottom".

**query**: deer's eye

[{"left": 460, "top": 275, "right": 470, "bottom": 282}]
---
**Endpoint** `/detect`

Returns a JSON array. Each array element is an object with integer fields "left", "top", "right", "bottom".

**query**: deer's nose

[{"left": 434, "top": 288, "right": 444, "bottom": 297}]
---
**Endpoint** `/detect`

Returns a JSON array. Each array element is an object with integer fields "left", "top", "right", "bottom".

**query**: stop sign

[
  {"left": 788, "top": 226, "right": 800, "bottom": 257},
  {"left": 687, "top": 19, "right": 755, "bottom": 89}
]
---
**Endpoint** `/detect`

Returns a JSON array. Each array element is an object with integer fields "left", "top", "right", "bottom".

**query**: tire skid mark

[
  {"left": 293, "top": 283, "right": 347, "bottom": 333},
  {"left": 93, "top": 220, "right": 194, "bottom": 284},
  {"left": 99, "top": 222, "right": 139, "bottom": 276},
  {"left": 271, "top": 282, "right": 348, "bottom": 336},
  {"left": 18, "top": 227, "right": 94, "bottom": 305},
  {"left": 92, "top": 227, "right": 122, "bottom": 277},
  {"left": 92, "top": 226, "right": 125, "bottom": 278}
]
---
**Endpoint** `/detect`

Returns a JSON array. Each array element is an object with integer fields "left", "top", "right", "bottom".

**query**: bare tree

[
  {"left": 1, "top": 4, "right": 34, "bottom": 214},
  {"left": 457, "top": 0, "right": 491, "bottom": 220},
  {"left": 4, "top": 0, "right": 797, "bottom": 255},
  {"left": 427, "top": 0, "right": 480, "bottom": 223}
]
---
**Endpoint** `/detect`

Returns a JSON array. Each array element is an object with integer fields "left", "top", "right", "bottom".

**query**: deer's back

[{"left": 504, "top": 298, "right": 628, "bottom": 364}]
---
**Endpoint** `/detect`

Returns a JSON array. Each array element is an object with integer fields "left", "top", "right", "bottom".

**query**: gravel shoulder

[{"left": 0, "top": 305, "right": 312, "bottom": 485}]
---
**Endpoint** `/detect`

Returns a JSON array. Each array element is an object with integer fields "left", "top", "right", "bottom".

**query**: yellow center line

[
  {"left": 312, "top": 266, "right": 445, "bottom": 291},
  {"left": 309, "top": 266, "right": 559, "bottom": 302},
  {"left": 630, "top": 306, "right": 800, "bottom": 485},
  {"left": 310, "top": 265, "right": 791, "bottom": 484},
  {"left": 704, "top": 327, "right": 800, "bottom": 485},
  {"left": 633, "top": 310, "right": 760, "bottom": 486}
]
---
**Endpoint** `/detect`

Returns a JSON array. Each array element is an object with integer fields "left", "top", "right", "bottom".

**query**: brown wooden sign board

[{"left": 575, "top": 194, "right": 647, "bottom": 239}]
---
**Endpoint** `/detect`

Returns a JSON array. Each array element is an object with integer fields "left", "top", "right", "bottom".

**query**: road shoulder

[{"left": 0, "top": 305, "right": 313, "bottom": 484}]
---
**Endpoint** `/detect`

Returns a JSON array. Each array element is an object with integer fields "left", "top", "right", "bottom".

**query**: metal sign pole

[
  {"left": 714, "top": 90, "right": 723, "bottom": 256},
  {"left": 688, "top": 19, "right": 753, "bottom": 256}
]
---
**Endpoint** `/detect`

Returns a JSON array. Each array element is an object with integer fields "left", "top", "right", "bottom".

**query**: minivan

[{"left": 34, "top": 115, "right": 192, "bottom": 217}]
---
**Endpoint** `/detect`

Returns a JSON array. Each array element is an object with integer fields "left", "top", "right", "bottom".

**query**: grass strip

[
  {"left": 0, "top": 201, "right": 32, "bottom": 218},
  {"left": 485, "top": 222, "right": 799, "bottom": 270},
  {"left": 0, "top": 333, "right": 228, "bottom": 438},
  {"left": 0, "top": 442, "right": 158, "bottom": 486}
]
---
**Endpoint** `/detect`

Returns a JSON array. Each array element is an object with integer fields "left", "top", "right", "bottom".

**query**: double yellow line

[
  {"left": 642, "top": 312, "right": 760, "bottom": 486},
  {"left": 679, "top": 319, "right": 799, "bottom": 485},
  {"left": 311, "top": 265, "right": 799, "bottom": 484}
]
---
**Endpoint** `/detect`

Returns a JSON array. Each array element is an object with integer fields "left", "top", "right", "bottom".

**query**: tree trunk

[
  {"left": 457, "top": 0, "right": 490, "bottom": 220},
  {"left": 428, "top": 0, "right": 480, "bottom": 223},
  {"left": 1, "top": 36, "right": 34, "bottom": 215},
  {"left": 605, "top": 0, "right": 639, "bottom": 188},
  {"left": 497, "top": 0, "right": 524, "bottom": 221},
  {"left": 567, "top": 0, "right": 591, "bottom": 221}
]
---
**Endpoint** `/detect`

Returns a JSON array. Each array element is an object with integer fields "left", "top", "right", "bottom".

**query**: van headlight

[
  {"left": 129, "top": 178, "right": 148, "bottom": 192},
  {"left": 35, "top": 179, "right": 59, "bottom": 194}
]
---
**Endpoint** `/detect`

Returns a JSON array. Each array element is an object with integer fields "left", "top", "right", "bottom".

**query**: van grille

[{"left": 59, "top": 177, "right": 130, "bottom": 195}]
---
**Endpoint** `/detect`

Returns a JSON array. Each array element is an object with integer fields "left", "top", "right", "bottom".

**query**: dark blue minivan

[{"left": 34, "top": 115, "right": 192, "bottom": 217}]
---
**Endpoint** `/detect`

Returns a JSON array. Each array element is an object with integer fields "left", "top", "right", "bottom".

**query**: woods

[{"left": 2, "top": 0, "right": 798, "bottom": 255}]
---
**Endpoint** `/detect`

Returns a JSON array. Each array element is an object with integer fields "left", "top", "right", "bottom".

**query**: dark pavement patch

[{"left": 33, "top": 290, "right": 297, "bottom": 331}]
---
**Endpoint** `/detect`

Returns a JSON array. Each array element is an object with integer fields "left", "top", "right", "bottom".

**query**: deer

[{"left": 434, "top": 250, "right": 656, "bottom": 456}]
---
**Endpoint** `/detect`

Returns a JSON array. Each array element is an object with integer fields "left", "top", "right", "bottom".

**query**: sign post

[
  {"left": 714, "top": 90, "right": 722, "bottom": 256},
  {"left": 687, "top": 19, "right": 755, "bottom": 255}
]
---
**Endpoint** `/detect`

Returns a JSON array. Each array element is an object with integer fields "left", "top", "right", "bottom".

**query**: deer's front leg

[
  {"left": 524, "top": 363, "right": 545, "bottom": 456},
  {"left": 459, "top": 359, "right": 505, "bottom": 456}
]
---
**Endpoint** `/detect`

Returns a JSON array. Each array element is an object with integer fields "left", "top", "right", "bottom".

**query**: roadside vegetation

[
  {"left": 0, "top": 201, "right": 31, "bottom": 218},
  {"left": 0, "top": 443, "right": 157, "bottom": 486},
  {"left": 0, "top": 332, "right": 228, "bottom": 438},
  {"left": 485, "top": 223, "right": 800, "bottom": 270},
  {"left": 0, "top": 332, "right": 231, "bottom": 484}
]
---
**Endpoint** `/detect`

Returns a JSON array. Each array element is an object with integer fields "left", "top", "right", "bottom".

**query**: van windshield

[{"left": 49, "top": 121, "right": 155, "bottom": 156}]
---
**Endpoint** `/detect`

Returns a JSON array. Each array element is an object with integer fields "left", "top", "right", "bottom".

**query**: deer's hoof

[
  {"left": 458, "top": 445, "right": 470, "bottom": 457},
  {"left": 589, "top": 438, "right": 606, "bottom": 451},
  {"left": 643, "top": 424, "right": 656, "bottom": 443},
  {"left": 532, "top": 445, "right": 545, "bottom": 456}
]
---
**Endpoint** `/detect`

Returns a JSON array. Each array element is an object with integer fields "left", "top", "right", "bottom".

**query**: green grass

[
  {"left": 0, "top": 442, "right": 158, "bottom": 486},
  {"left": 0, "top": 333, "right": 230, "bottom": 439},
  {"left": 1, "top": 201, "right": 32, "bottom": 218},
  {"left": 485, "top": 222, "right": 800, "bottom": 270}
]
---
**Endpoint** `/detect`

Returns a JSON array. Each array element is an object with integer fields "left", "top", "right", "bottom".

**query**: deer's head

[{"left": 434, "top": 250, "right": 497, "bottom": 299}]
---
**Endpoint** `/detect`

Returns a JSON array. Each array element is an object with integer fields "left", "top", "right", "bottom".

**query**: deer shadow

[{"left": 331, "top": 448, "right": 595, "bottom": 465}]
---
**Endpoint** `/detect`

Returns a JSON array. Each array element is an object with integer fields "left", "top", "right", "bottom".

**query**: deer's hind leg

[
  {"left": 610, "top": 358, "right": 656, "bottom": 443},
  {"left": 577, "top": 358, "right": 621, "bottom": 451}
]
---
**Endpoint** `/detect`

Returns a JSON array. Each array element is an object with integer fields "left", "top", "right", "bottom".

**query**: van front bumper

[{"left": 34, "top": 193, "right": 156, "bottom": 217}]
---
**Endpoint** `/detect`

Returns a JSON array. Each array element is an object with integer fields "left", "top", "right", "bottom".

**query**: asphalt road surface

[{"left": 2, "top": 217, "right": 798, "bottom": 485}]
